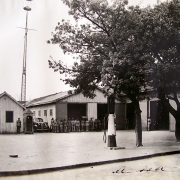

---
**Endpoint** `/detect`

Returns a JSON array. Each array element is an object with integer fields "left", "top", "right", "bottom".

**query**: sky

[{"left": 0, "top": 0, "right": 162, "bottom": 101}]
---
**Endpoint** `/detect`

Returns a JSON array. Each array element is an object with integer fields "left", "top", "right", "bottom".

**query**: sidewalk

[{"left": 0, "top": 130, "right": 180, "bottom": 176}]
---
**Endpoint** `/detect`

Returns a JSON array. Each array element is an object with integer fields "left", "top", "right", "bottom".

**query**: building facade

[
  {"left": 26, "top": 89, "right": 129, "bottom": 129},
  {"left": 26, "top": 89, "right": 174, "bottom": 131},
  {"left": 0, "top": 92, "right": 25, "bottom": 133}
]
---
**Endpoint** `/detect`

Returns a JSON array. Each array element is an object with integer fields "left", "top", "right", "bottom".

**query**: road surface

[{"left": 1, "top": 154, "right": 180, "bottom": 180}]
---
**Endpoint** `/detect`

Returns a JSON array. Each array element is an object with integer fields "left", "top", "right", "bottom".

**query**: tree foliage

[
  {"left": 140, "top": 0, "right": 180, "bottom": 107},
  {"left": 47, "top": 0, "right": 152, "bottom": 147},
  {"left": 149, "top": 0, "right": 180, "bottom": 98},
  {"left": 146, "top": 0, "right": 180, "bottom": 140},
  {"left": 48, "top": 0, "right": 154, "bottom": 100},
  {"left": 47, "top": 0, "right": 180, "bottom": 142}
]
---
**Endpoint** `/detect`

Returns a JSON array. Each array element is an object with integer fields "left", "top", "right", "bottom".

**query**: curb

[{"left": 0, "top": 150, "right": 180, "bottom": 177}]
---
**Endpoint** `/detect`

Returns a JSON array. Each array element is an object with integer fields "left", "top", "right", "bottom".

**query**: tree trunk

[
  {"left": 162, "top": 98, "right": 180, "bottom": 142},
  {"left": 129, "top": 95, "right": 143, "bottom": 147},
  {"left": 175, "top": 118, "right": 180, "bottom": 142},
  {"left": 135, "top": 108, "right": 143, "bottom": 147},
  {"left": 131, "top": 98, "right": 143, "bottom": 147}
]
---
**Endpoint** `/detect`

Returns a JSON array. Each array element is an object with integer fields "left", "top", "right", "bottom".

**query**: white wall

[
  {"left": 87, "top": 103, "right": 97, "bottom": 120},
  {"left": 29, "top": 104, "right": 56, "bottom": 126},
  {"left": 0, "top": 94, "right": 24, "bottom": 133},
  {"left": 140, "top": 100, "right": 148, "bottom": 131}
]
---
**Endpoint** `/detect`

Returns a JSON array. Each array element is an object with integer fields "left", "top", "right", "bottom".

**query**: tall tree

[
  {"left": 143, "top": 0, "right": 180, "bottom": 141},
  {"left": 47, "top": 0, "right": 155, "bottom": 146}
]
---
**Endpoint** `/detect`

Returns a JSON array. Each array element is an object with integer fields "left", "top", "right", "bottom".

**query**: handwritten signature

[{"left": 112, "top": 166, "right": 165, "bottom": 174}]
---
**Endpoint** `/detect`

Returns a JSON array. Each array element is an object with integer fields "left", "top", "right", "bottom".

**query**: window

[
  {"left": 6, "top": 111, "right": 13, "bottom": 123},
  {"left": 33, "top": 111, "right": 36, "bottom": 117},
  {"left": 38, "top": 110, "right": 41, "bottom": 117},
  {"left": 44, "top": 110, "right": 47, "bottom": 116},
  {"left": 50, "top": 109, "right": 53, "bottom": 116}
]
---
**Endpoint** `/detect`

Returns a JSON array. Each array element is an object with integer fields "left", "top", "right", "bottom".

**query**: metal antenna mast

[{"left": 20, "top": 0, "right": 33, "bottom": 103}]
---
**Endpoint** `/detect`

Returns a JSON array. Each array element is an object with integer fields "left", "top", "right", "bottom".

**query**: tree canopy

[
  {"left": 48, "top": 0, "right": 180, "bottom": 99},
  {"left": 146, "top": 0, "right": 180, "bottom": 140},
  {"left": 149, "top": 1, "right": 180, "bottom": 98},
  {"left": 47, "top": 0, "right": 155, "bottom": 100},
  {"left": 47, "top": 0, "right": 180, "bottom": 142}
]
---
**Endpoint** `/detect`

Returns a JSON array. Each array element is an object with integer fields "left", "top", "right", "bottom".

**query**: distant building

[
  {"left": 0, "top": 90, "right": 173, "bottom": 133},
  {"left": 26, "top": 89, "right": 129, "bottom": 129},
  {"left": 26, "top": 89, "right": 172, "bottom": 131},
  {"left": 0, "top": 92, "right": 25, "bottom": 133}
]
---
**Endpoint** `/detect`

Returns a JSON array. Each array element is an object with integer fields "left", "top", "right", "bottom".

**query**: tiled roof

[{"left": 26, "top": 91, "right": 72, "bottom": 107}]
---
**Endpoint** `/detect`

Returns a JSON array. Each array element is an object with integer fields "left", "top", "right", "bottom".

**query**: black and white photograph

[{"left": 0, "top": 0, "right": 180, "bottom": 179}]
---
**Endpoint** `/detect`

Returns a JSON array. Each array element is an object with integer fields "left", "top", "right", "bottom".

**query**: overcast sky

[{"left": 0, "top": 0, "right": 162, "bottom": 101}]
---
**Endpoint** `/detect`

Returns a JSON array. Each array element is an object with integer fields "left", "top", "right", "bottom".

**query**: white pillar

[{"left": 107, "top": 114, "right": 116, "bottom": 147}]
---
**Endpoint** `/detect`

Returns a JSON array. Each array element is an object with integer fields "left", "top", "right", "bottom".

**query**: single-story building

[
  {"left": 26, "top": 89, "right": 173, "bottom": 131},
  {"left": 0, "top": 92, "right": 25, "bottom": 133},
  {"left": 26, "top": 89, "right": 129, "bottom": 129}
]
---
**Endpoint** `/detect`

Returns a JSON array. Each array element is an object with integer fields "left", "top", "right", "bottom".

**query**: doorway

[
  {"left": 68, "top": 103, "right": 87, "bottom": 120},
  {"left": 97, "top": 104, "right": 108, "bottom": 121},
  {"left": 126, "top": 103, "right": 136, "bottom": 129},
  {"left": 150, "top": 100, "right": 169, "bottom": 130},
  {"left": 26, "top": 116, "right": 33, "bottom": 132}
]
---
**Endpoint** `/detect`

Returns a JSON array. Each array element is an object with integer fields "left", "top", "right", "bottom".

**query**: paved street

[
  {"left": 1, "top": 154, "right": 180, "bottom": 180},
  {"left": 0, "top": 130, "right": 180, "bottom": 175}
]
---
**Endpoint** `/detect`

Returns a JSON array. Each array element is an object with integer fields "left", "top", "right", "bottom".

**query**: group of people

[
  {"left": 50, "top": 119, "right": 68, "bottom": 133},
  {"left": 16, "top": 117, "right": 103, "bottom": 134},
  {"left": 50, "top": 118, "right": 102, "bottom": 133}
]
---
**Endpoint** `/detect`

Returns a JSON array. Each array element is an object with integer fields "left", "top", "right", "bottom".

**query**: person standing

[
  {"left": 147, "top": 117, "right": 151, "bottom": 131},
  {"left": 59, "top": 120, "right": 63, "bottom": 133},
  {"left": 68, "top": 119, "right": 72, "bottom": 132},
  {"left": 54, "top": 119, "right": 57, "bottom": 133},
  {"left": 16, "top": 118, "right": 21, "bottom": 134},
  {"left": 50, "top": 118, "right": 54, "bottom": 132},
  {"left": 94, "top": 119, "right": 98, "bottom": 131},
  {"left": 72, "top": 120, "right": 76, "bottom": 132},
  {"left": 76, "top": 119, "right": 80, "bottom": 132},
  {"left": 63, "top": 119, "right": 68, "bottom": 133}
]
